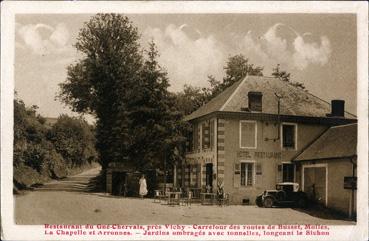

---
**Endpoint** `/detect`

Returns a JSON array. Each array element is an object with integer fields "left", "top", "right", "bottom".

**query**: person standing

[{"left": 139, "top": 174, "right": 148, "bottom": 199}]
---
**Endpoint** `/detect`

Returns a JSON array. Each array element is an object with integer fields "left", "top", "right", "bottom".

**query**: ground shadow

[
  {"left": 86, "top": 170, "right": 106, "bottom": 192},
  {"left": 292, "top": 203, "right": 355, "bottom": 222}
]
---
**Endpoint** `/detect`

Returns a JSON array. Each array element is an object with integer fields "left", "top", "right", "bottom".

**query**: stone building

[{"left": 179, "top": 75, "right": 357, "bottom": 205}]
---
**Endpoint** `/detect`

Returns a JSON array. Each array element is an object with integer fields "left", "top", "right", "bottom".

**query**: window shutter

[
  {"left": 255, "top": 163, "right": 262, "bottom": 185},
  {"left": 233, "top": 162, "right": 240, "bottom": 188},
  {"left": 256, "top": 163, "right": 262, "bottom": 175}
]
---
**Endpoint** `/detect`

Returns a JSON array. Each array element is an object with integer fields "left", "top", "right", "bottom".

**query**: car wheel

[
  {"left": 263, "top": 197, "right": 274, "bottom": 208},
  {"left": 256, "top": 196, "right": 263, "bottom": 207}
]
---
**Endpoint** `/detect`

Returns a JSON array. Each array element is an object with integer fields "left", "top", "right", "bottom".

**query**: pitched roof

[
  {"left": 184, "top": 79, "right": 243, "bottom": 121},
  {"left": 294, "top": 123, "right": 357, "bottom": 161},
  {"left": 185, "top": 76, "right": 356, "bottom": 121}
]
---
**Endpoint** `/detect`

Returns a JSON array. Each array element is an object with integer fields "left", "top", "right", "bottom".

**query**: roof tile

[
  {"left": 185, "top": 76, "right": 356, "bottom": 121},
  {"left": 294, "top": 123, "right": 357, "bottom": 161}
]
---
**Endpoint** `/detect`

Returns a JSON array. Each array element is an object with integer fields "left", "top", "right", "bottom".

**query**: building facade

[{"left": 179, "top": 76, "right": 356, "bottom": 205}]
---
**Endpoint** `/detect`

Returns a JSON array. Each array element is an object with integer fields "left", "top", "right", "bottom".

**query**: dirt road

[
  {"left": 32, "top": 167, "right": 101, "bottom": 192},
  {"left": 14, "top": 167, "right": 354, "bottom": 225}
]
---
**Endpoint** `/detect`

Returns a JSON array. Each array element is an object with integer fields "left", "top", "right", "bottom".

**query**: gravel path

[{"left": 14, "top": 168, "right": 354, "bottom": 225}]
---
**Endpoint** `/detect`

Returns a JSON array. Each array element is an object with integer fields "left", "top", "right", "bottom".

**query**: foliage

[
  {"left": 272, "top": 64, "right": 306, "bottom": 90},
  {"left": 271, "top": 64, "right": 291, "bottom": 82},
  {"left": 59, "top": 14, "right": 187, "bottom": 171},
  {"left": 174, "top": 84, "right": 210, "bottom": 115},
  {"left": 127, "top": 42, "right": 187, "bottom": 169},
  {"left": 208, "top": 54, "right": 263, "bottom": 98},
  {"left": 48, "top": 115, "right": 98, "bottom": 168},
  {"left": 14, "top": 98, "right": 49, "bottom": 171},
  {"left": 224, "top": 54, "right": 263, "bottom": 85},
  {"left": 13, "top": 164, "right": 45, "bottom": 189},
  {"left": 59, "top": 14, "right": 143, "bottom": 169},
  {"left": 174, "top": 54, "right": 264, "bottom": 115},
  {"left": 13, "top": 96, "right": 97, "bottom": 187}
]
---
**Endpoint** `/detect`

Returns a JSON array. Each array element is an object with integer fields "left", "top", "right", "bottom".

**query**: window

[
  {"left": 248, "top": 91, "right": 263, "bottom": 112},
  {"left": 201, "top": 122, "right": 209, "bottom": 149},
  {"left": 193, "top": 124, "right": 199, "bottom": 150},
  {"left": 282, "top": 124, "right": 297, "bottom": 149},
  {"left": 202, "top": 119, "right": 215, "bottom": 150},
  {"left": 240, "top": 121, "right": 257, "bottom": 148},
  {"left": 209, "top": 120, "right": 215, "bottom": 149},
  {"left": 186, "top": 127, "right": 193, "bottom": 152},
  {"left": 201, "top": 120, "right": 215, "bottom": 150},
  {"left": 240, "top": 162, "right": 254, "bottom": 186}
]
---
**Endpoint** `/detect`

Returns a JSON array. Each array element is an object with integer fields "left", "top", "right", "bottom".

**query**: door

[
  {"left": 205, "top": 163, "right": 213, "bottom": 190},
  {"left": 282, "top": 164, "right": 294, "bottom": 182},
  {"left": 112, "top": 172, "right": 127, "bottom": 196},
  {"left": 303, "top": 166, "right": 327, "bottom": 205}
]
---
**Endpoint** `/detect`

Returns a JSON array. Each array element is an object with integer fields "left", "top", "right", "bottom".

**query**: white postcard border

[{"left": 1, "top": 1, "right": 368, "bottom": 241}]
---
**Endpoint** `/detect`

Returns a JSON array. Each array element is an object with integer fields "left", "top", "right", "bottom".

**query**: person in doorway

[{"left": 139, "top": 174, "right": 148, "bottom": 199}]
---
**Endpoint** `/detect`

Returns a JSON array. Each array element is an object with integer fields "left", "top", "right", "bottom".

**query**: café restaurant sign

[
  {"left": 186, "top": 156, "right": 214, "bottom": 164},
  {"left": 237, "top": 151, "right": 281, "bottom": 159}
]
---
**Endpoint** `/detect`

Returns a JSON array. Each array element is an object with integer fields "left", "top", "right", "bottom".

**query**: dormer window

[{"left": 248, "top": 91, "right": 262, "bottom": 112}]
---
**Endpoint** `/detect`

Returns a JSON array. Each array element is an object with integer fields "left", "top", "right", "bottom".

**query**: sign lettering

[{"left": 237, "top": 151, "right": 281, "bottom": 159}]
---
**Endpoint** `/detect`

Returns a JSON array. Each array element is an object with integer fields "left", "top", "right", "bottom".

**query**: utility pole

[
  {"left": 350, "top": 157, "right": 356, "bottom": 219},
  {"left": 274, "top": 93, "right": 282, "bottom": 141}
]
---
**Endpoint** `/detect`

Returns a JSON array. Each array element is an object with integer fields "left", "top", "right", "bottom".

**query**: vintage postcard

[{"left": 1, "top": 1, "right": 368, "bottom": 240}]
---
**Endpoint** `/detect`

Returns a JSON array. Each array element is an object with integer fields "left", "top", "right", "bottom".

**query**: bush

[
  {"left": 43, "top": 149, "right": 68, "bottom": 179},
  {"left": 13, "top": 164, "right": 45, "bottom": 189},
  {"left": 14, "top": 99, "right": 48, "bottom": 168},
  {"left": 13, "top": 97, "right": 98, "bottom": 189},
  {"left": 48, "top": 115, "right": 98, "bottom": 168}
]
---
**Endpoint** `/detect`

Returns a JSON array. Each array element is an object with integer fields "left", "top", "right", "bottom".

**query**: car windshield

[{"left": 276, "top": 184, "right": 297, "bottom": 192}]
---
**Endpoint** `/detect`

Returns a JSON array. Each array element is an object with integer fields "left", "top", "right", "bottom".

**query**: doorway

[
  {"left": 303, "top": 166, "right": 327, "bottom": 205},
  {"left": 205, "top": 163, "right": 213, "bottom": 190},
  {"left": 282, "top": 163, "right": 294, "bottom": 182},
  {"left": 112, "top": 172, "right": 127, "bottom": 196}
]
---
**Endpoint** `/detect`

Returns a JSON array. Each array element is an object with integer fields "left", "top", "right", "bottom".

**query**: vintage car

[{"left": 255, "top": 182, "right": 308, "bottom": 208}]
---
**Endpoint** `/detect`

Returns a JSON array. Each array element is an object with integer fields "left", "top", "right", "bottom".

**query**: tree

[
  {"left": 272, "top": 64, "right": 291, "bottom": 82},
  {"left": 48, "top": 115, "right": 97, "bottom": 168},
  {"left": 13, "top": 95, "right": 99, "bottom": 189},
  {"left": 59, "top": 14, "right": 187, "bottom": 171},
  {"left": 174, "top": 84, "right": 210, "bottom": 115},
  {"left": 13, "top": 97, "right": 49, "bottom": 171},
  {"left": 127, "top": 42, "right": 187, "bottom": 170},
  {"left": 206, "top": 54, "right": 263, "bottom": 100},
  {"left": 272, "top": 64, "right": 306, "bottom": 90},
  {"left": 58, "top": 14, "right": 143, "bottom": 169},
  {"left": 173, "top": 55, "right": 264, "bottom": 115},
  {"left": 223, "top": 54, "right": 263, "bottom": 86}
]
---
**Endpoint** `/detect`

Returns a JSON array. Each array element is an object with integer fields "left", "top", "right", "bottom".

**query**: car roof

[{"left": 277, "top": 182, "right": 298, "bottom": 185}]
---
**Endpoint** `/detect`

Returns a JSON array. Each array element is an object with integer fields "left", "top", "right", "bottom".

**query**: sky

[{"left": 15, "top": 14, "right": 357, "bottom": 119}]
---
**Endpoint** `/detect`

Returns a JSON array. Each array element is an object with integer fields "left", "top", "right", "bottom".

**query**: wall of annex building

[{"left": 299, "top": 158, "right": 356, "bottom": 216}]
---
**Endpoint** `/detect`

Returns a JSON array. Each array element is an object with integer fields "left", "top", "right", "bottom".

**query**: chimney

[
  {"left": 330, "top": 99, "right": 345, "bottom": 117},
  {"left": 248, "top": 91, "right": 263, "bottom": 112}
]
